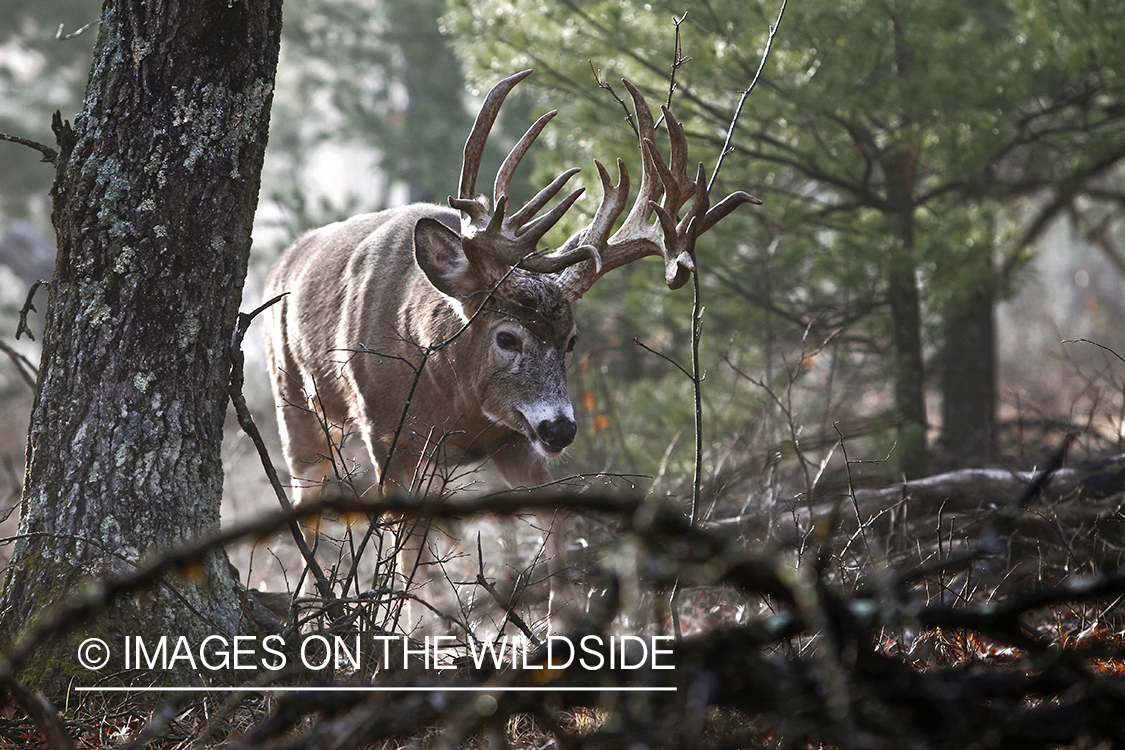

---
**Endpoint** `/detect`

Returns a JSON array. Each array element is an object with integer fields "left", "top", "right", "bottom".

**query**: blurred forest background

[{"left": 1, "top": 0, "right": 1124, "bottom": 587}]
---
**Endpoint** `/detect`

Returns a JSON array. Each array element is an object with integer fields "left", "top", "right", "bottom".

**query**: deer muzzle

[{"left": 537, "top": 415, "right": 577, "bottom": 454}]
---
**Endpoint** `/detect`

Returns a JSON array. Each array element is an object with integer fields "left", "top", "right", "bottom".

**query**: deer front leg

[
  {"left": 492, "top": 439, "right": 582, "bottom": 630},
  {"left": 369, "top": 432, "right": 462, "bottom": 635},
  {"left": 394, "top": 514, "right": 448, "bottom": 635},
  {"left": 271, "top": 378, "right": 339, "bottom": 556}
]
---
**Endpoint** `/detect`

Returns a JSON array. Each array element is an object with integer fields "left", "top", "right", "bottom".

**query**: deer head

[{"left": 408, "top": 69, "right": 761, "bottom": 456}]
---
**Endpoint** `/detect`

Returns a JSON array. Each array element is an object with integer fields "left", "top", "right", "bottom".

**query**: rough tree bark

[{"left": 0, "top": 0, "right": 283, "bottom": 693}]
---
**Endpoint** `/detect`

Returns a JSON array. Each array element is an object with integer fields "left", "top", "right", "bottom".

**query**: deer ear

[{"left": 414, "top": 217, "right": 486, "bottom": 298}]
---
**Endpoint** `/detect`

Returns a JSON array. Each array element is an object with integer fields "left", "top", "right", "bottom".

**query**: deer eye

[
  {"left": 496, "top": 331, "right": 520, "bottom": 351},
  {"left": 566, "top": 335, "right": 577, "bottom": 353}
]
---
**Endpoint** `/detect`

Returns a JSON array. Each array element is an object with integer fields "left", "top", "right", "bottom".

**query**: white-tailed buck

[{"left": 265, "top": 70, "right": 759, "bottom": 630}]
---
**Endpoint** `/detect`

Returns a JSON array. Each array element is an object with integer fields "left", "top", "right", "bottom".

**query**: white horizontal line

[{"left": 74, "top": 685, "right": 676, "bottom": 693}]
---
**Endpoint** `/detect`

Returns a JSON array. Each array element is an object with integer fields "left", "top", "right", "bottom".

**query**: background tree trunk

[
  {"left": 939, "top": 278, "right": 996, "bottom": 469},
  {"left": 884, "top": 151, "right": 929, "bottom": 479},
  {"left": 0, "top": 0, "right": 282, "bottom": 694}
]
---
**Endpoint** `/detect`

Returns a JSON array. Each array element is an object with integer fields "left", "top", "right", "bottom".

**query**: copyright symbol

[{"left": 77, "top": 638, "right": 110, "bottom": 670}]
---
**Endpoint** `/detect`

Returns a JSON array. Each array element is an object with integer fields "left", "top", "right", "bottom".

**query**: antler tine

[
  {"left": 579, "top": 159, "right": 631, "bottom": 251},
  {"left": 513, "top": 243, "right": 601, "bottom": 274},
  {"left": 666, "top": 108, "right": 688, "bottom": 184},
  {"left": 516, "top": 182, "right": 586, "bottom": 243},
  {"left": 558, "top": 78, "right": 761, "bottom": 298},
  {"left": 495, "top": 106, "right": 586, "bottom": 240},
  {"left": 496, "top": 187, "right": 600, "bottom": 274},
  {"left": 558, "top": 158, "right": 630, "bottom": 278},
  {"left": 510, "top": 167, "right": 582, "bottom": 228},
  {"left": 527, "top": 159, "right": 624, "bottom": 284},
  {"left": 458, "top": 69, "right": 533, "bottom": 210},
  {"left": 700, "top": 191, "right": 763, "bottom": 233},
  {"left": 617, "top": 80, "right": 664, "bottom": 234},
  {"left": 650, "top": 160, "right": 706, "bottom": 289},
  {"left": 494, "top": 110, "right": 556, "bottom": 209},
  {"left": 453, "top": 70, "right": 597, "bottom": 280},
  {"left": 657, "top": 106, "right": 698, "bottom": 215}
]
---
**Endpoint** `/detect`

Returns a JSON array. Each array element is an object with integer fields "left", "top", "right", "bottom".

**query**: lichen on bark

[{"left": 0, "top": 0, "right": 284, "bottom": 696}]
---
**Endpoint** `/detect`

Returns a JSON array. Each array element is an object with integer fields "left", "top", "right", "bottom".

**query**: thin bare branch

[
  {"left": 709, "top": 0, "right": 786, "bottom": 190},
  {"left": 590, "top": 61, "right": 639, "bottom": 138},
  {"left": 0, "top": 340, "right": 36, "bottom": 389},
  {"left": 665, "top": 13, "right": 693, "bottom": 112},
  {"left": 56, "top": 20, "right": 99, "bottom": 40},
  {"left": 17, "top": 279, "right": 49, "bottom": 342},
  {"left": 227, "top": 292, "right": 335, "bottom": 601},
  {"left": 0, "top": 133, "right": 58, "bottom": 166}
]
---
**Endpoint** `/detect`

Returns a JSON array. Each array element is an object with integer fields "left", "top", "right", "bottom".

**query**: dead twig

[
  {"left": 227, "top": 292, "right": 335, "bottom": 601},
  {"left": 17, "top": 279, "right": 49, "bottom": 342},
  {"left": 2, "top": 677, "right": 74, "bottom": 750},
  {"left": 0, "top": 134, "right": 58, "bottom": 166},
  {"left": 709, "top": 0, "right": 786, "bottom": 189},
  {"left": 56, "top": 20, "right": 99, "bottom": 40},
  {"left": 0, "top": 340, "right": 36, "bottom": 389},
  {"left": 590, "top": 61, "right": 639, "bottom": 138},
  {"left": 474, "top": 532, "right": 541, "bottom": 649}
]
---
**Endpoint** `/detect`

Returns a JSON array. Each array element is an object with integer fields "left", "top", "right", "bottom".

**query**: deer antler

[
  {"left": 450, "top": 70, "right": 602, "bottom": 280},
  {"left": 558, "top": 79, "right": 761, "bottom": 300}
]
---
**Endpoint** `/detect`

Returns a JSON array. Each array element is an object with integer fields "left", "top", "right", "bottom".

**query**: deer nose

[{"left": 537, "top": 417, "right": 577, "bottom": 451}]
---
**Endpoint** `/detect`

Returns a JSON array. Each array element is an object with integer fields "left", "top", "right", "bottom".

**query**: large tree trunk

[{"left": 0, "top": 0, "right": 282, "bottom": 694}]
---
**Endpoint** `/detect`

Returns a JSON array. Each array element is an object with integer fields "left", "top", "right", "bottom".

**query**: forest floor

[{"left": 1, "top": 369, "right": 1125, "bottom": 748}]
